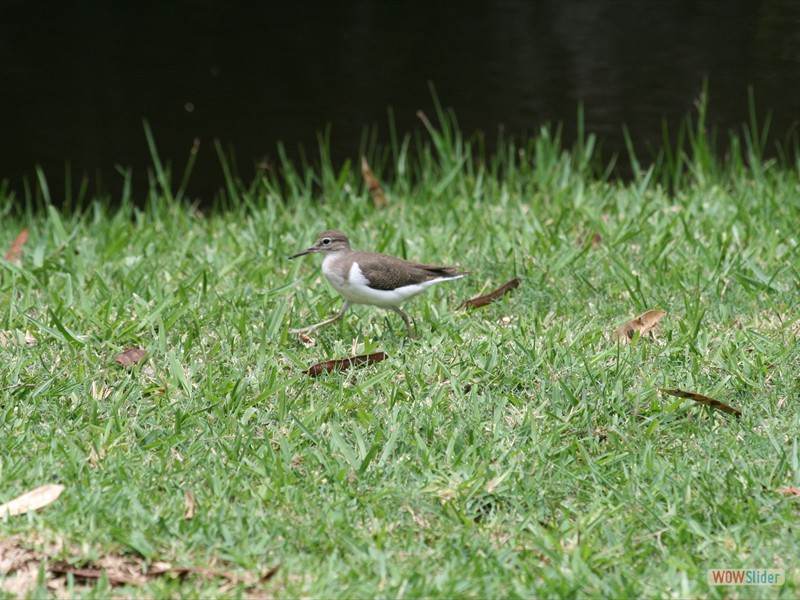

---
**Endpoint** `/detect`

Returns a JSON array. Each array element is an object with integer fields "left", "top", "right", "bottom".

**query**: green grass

[{"left": 1, "top": 95, "right": 799, "bottom": 598}]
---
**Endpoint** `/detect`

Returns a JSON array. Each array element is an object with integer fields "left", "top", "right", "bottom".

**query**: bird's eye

[{"left": 321, "top": 238, "right": 331, "bottom": 245}]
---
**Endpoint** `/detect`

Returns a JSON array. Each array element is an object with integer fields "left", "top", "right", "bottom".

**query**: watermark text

[{"left": 707, "top": 569, "right": 784, "bottom": 586}]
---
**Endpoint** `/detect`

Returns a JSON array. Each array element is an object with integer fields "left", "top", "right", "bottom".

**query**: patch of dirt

[{"left": 0, "top": 534, "right": 280, "bottom": 597}]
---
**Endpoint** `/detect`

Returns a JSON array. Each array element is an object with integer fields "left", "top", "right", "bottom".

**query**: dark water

[{"left": 3, "top": 0, "right": 800, "bottom": 205}]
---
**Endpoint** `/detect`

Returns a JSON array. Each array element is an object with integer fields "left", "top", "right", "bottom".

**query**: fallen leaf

[
  {"left": 304, "top": 352, "right": 386, "bottom": 377},
  {"left": 660, "top": 388, "right": 742, "bottom": 417},
  {"left": 361, "top": 156, "right": 388, "bottom": 209},
  {"left": 776, "top": 486, "right": 800, "bottom": 497},
  {"left": 5, "top": 228, "right": 28, "bottom": 263},
  {"left": 114, "top": 348, "right": 147, "bottom": 366},
  {"left": 613, "top": 309, "right": 666, "bottom": 342},
  {"left": 458, "top": 278, "right": 520, "bottom": 310},
  {"left": 183, "top": 490, "right": 196, "bottom": 520},
  {"left": 0, "top": 484, "right": 65, "bottom": 517}
]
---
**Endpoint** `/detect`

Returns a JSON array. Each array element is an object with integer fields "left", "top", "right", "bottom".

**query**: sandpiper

[{"left": 289, "top": 230, "right": 469, "bottom": 336}]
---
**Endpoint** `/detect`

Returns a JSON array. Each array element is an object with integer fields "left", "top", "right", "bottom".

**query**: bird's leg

[
  {"left": 390, "top": 306, "right": 416, "bottom": 338},
  {"left": 290, "top": 301, "right": 350, "bottom": 335}
]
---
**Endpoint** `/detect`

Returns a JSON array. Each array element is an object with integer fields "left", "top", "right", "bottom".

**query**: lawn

[{"left": 1, "top": 99, "right": 798, "bottom": 598}]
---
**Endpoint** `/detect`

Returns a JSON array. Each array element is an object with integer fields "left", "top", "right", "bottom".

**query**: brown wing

[{"left": 352, "top": 251, "right": 467, "bottom": 290}]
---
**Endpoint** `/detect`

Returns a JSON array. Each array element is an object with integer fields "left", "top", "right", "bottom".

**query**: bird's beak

[{"left": 288, "top": 245, "right": 317, "bottom": 259}]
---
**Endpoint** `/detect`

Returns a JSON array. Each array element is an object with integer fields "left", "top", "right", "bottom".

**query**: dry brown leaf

[
  {"left": 0, "top": 484, "right": 65, "bottom": 517},
  {"left": 183, "top": 490, "right": 196, "bottom": 520},
  {"left": 5, "top": 228, "right": 29, "bottom": 263},
  {"left": 776, "top": 486, "right": 800, "bottom": 497},
  {"left": 304, "top": 352, "right": 386, "bottom": 377},
  {"left": 613, "top": 309, "right": 666, "bottom": 342},
  {"left": 458, "top": 278, "right": 520, "bottom": 310},
  {"left": 361, "top": 156, "right": 388, "bottom": 209},
  {"left": 113, "top": 348, "right": 147, "bottom": 366},
  {"left": 660, "top": 388, "right": 742, "bottom": 417}
]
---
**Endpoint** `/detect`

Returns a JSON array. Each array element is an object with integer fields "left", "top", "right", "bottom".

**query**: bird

[{"left": 288, "top": 230, "right": 469, "bottom": 336}]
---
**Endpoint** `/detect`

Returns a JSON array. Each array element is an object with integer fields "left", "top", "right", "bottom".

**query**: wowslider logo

[{"left": 707, "top": 569, "right": 784, "bottom": 586}]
